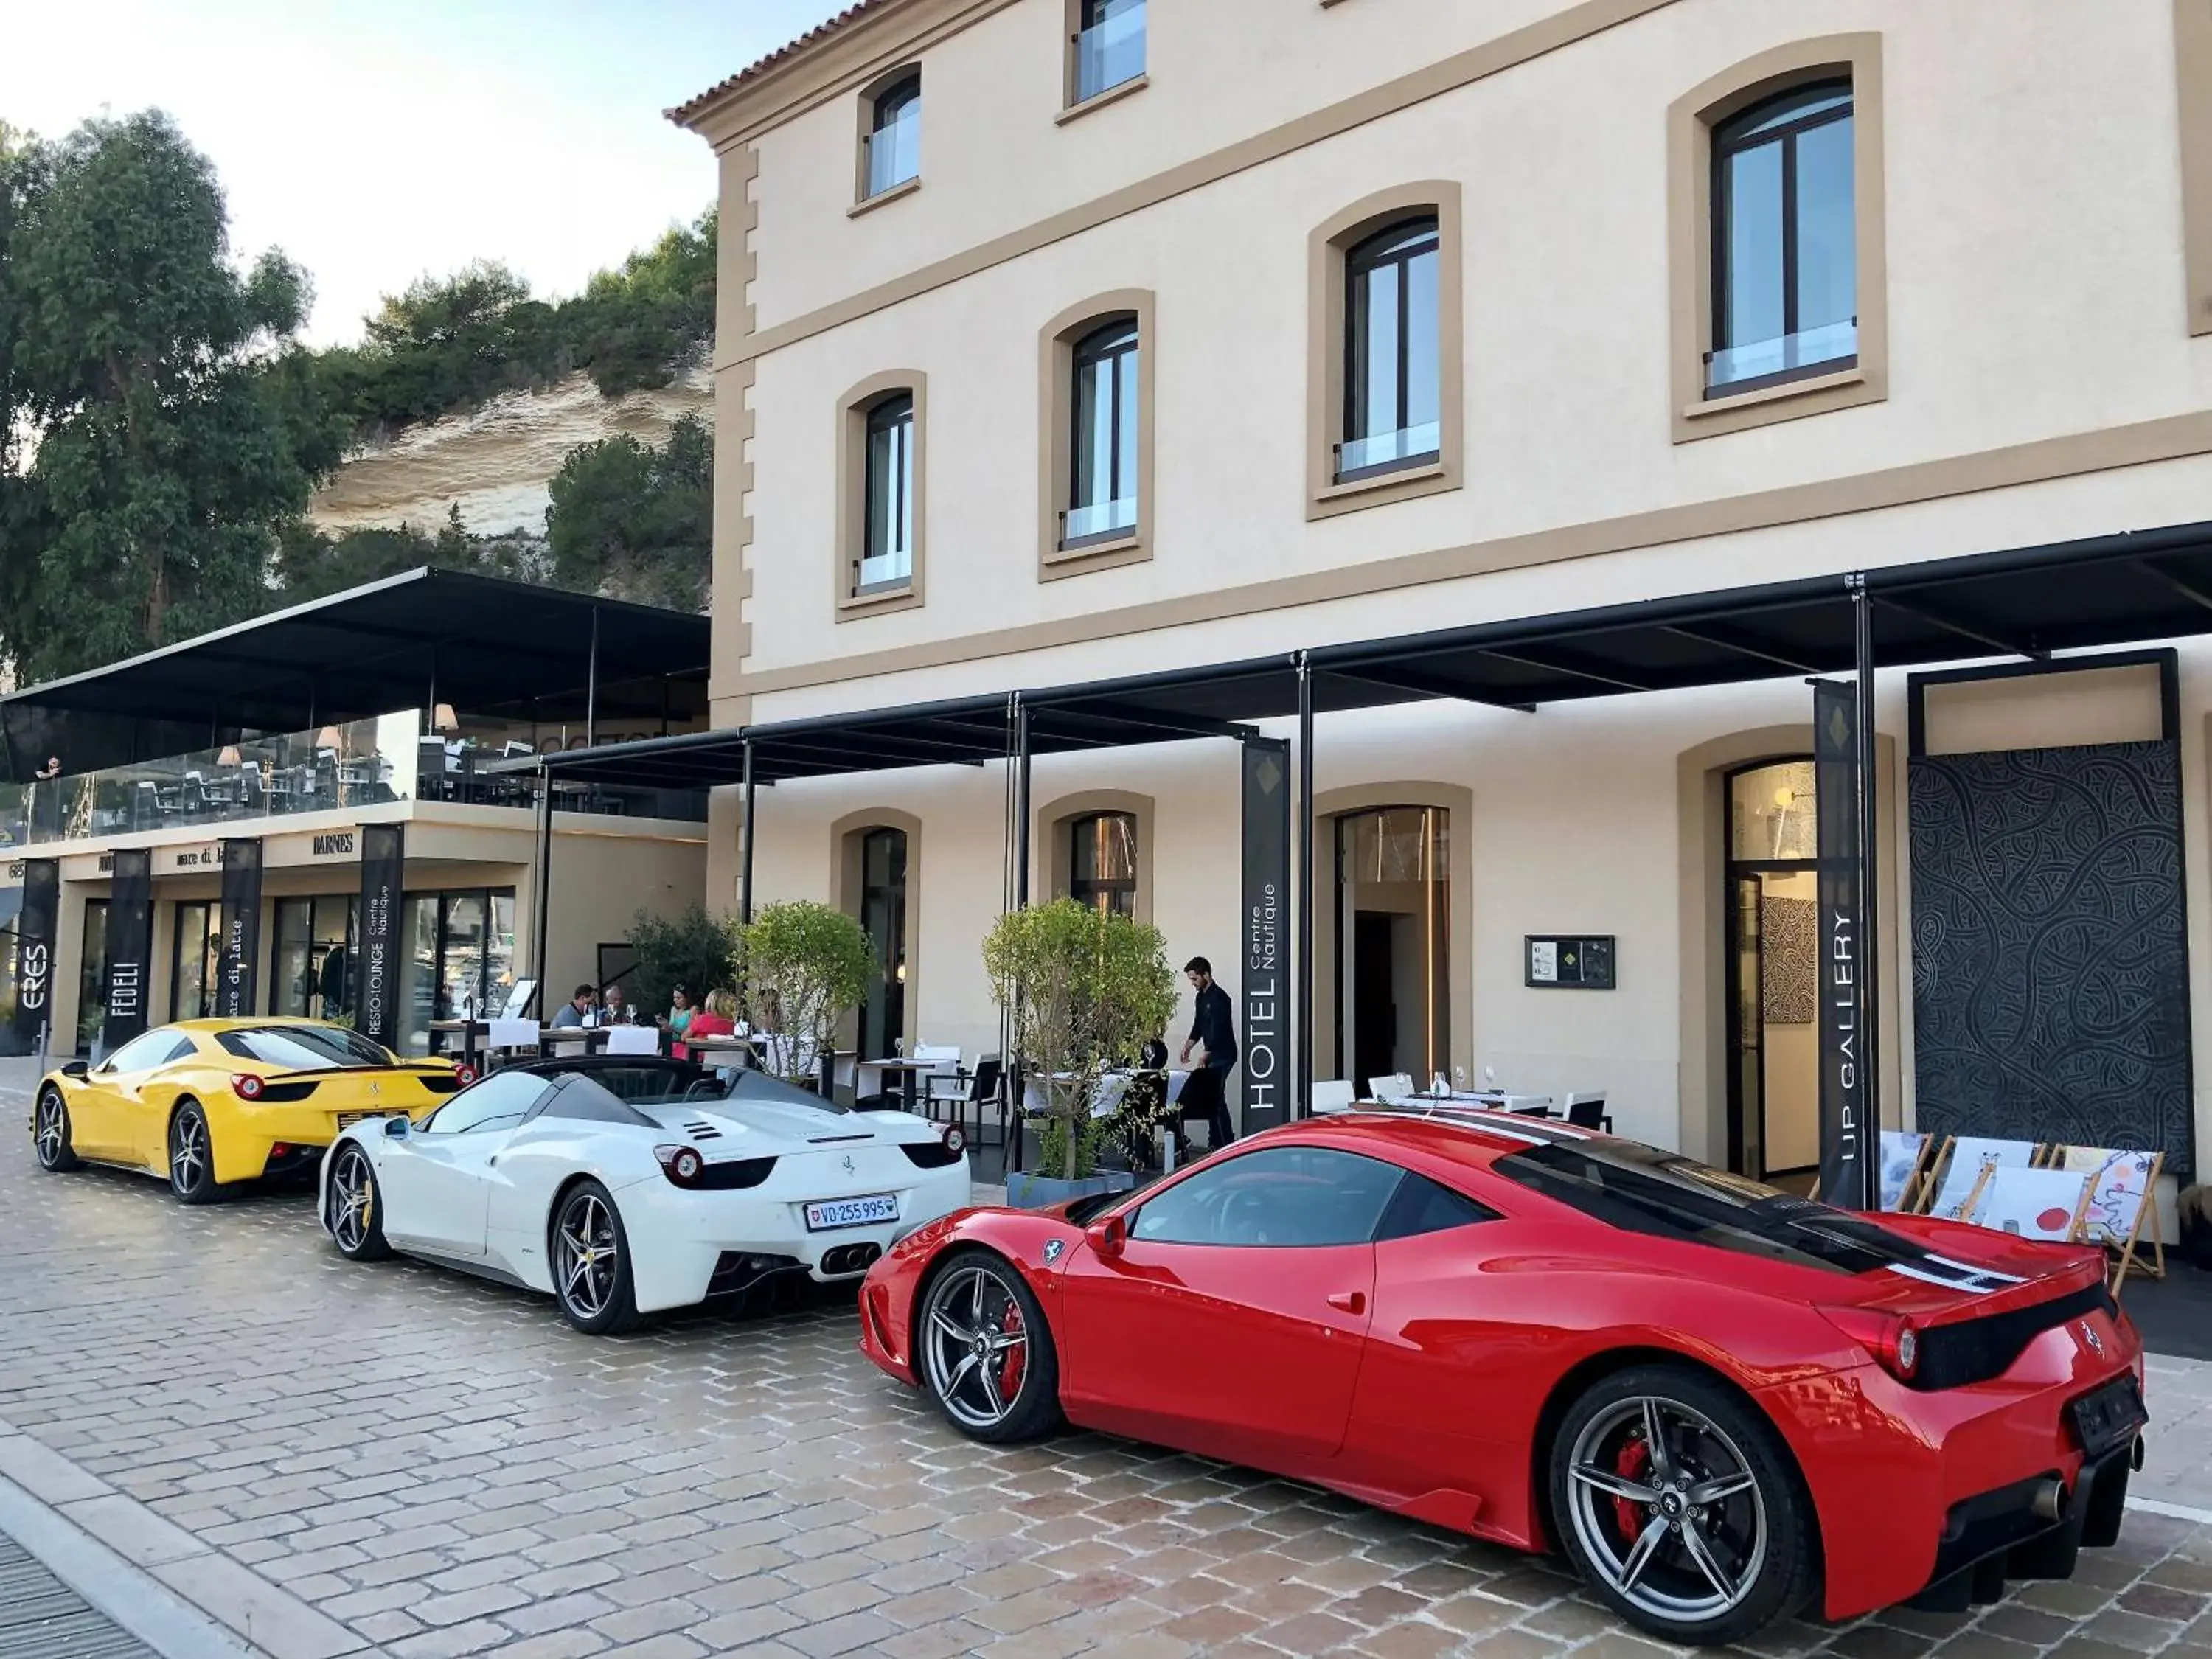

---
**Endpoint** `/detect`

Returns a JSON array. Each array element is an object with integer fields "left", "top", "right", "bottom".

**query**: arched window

[
  {"left": 1068, "top": 812, "right": 1137, "bottom": 917},
  {"left": 1340, "top": 217, "right": 1440, "bottom": 482},
  {"left": 860, "top": 393, "right": 914, "bottom": 593},
  {"left": 1064, "top": 318, "right": 1139, "bottom": 548},
  {"left": 1709, "top": 79, "right": 1855, "bottom": 394},
  {"left": 865, "top": 74, "right": 921, "bottom": 199},
  {"left": 1072, "top": 0, "right": 1146, "bottom": 105}
]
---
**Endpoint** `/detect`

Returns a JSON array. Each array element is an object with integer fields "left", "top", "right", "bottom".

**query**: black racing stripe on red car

[{"left": 1910, "top": 1281, "right": 2118, "bottom": 1391}]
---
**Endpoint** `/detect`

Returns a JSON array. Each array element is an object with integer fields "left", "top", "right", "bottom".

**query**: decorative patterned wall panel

[
  {"left": 1909, "top": 741, "right": 2194, "bottom": 1176},
  {"left": 1761, "top": 895, "right": 1818, "bottom": 1026}
]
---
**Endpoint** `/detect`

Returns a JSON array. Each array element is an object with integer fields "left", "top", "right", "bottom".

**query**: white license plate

[{"left": 804, "top": 1194, "right": 898, "bottom": 1232}]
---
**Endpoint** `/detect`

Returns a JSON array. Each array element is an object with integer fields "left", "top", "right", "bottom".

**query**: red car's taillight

[
  {"left": 232, "top": 1073, "right": 265, "bottom": 1101},
  {"left": 1821, "top": 1305, "right": 1920, "bottom": 1382},
  {"left": 655, "top": 1144, "right": 706, "bottom": 1188}
]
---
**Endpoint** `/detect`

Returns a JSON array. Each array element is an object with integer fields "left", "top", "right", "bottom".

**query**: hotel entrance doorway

[
  {"left": 1334, "top": 807, "right": 1450, "bottom": 1098},
  {"left": 1725, "top": 760, "right": 1821, "bottom": 1185}
]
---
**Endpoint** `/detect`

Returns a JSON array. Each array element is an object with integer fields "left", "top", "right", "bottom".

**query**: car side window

[
  {"left": 1130, "top": 1147, "right": 1406, "bottom": 1247},
  {"left": 1373, "top": 1172, "right": 1496, "bottom": 1241},
  {"left": 422, "top": 1071, "right": 549, "bottom": 1135},
  {"left": 102, "top": 1032, "right": 187, "bottom": 1074}
]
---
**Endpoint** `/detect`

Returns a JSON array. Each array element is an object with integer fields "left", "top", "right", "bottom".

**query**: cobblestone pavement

[{"left": 0, "top": 1066, "right": 2210, "bottom": 1659}]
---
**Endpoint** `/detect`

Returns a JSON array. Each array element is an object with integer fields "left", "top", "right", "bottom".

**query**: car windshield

[
  {"left": 1492, "top": 1138, "right": 1938, "bottom": 1276},
  {"left": 214, "top": 1026, "right": 394, "bottom": 1071}
]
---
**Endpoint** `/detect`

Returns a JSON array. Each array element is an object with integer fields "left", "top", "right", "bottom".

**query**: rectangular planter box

[{"left": 1003, "top": 1170, "right": 1136, "bottom": 1209}]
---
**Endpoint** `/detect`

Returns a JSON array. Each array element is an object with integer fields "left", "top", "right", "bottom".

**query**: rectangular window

[
  {"left": 861, "top": 397, "right": 915, "bottom": 593},
  {"left": 864, "top": 77, "right": 921, "bottom": 199},
  {"left": 1340, "top": 219, "right": 1442, "bottom": 482},
  {"left": 1066, "top": 321, "right": 1140, "bottom": 547},
  {"left": 1709, "top": 82, "right": 1857, "bottom": 395},
  {"left": 1074, "top": 0, "right": 1146, "bottom": 104}
]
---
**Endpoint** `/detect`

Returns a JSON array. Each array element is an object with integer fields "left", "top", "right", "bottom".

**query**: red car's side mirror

[{"left": 1085, "top": 1214, "right": 1127, "bottom": 1258}]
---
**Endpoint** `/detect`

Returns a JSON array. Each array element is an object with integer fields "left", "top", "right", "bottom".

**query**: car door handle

[{"left": 1326, "top": 1290, "right": 1366, "bottom": 1315}]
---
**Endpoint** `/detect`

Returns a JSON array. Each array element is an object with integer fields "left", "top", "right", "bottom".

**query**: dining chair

[{"left": 1563, "top": 1092, "right": 1613, "bottom": 1133}]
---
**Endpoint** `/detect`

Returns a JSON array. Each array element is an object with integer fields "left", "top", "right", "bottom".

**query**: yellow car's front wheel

[
  {"left": 33, "top": 1088, "right": 79, "bottom": 1174},
  {"left": 167, "top": 1101, "right": 222, "bottom": 1206}
]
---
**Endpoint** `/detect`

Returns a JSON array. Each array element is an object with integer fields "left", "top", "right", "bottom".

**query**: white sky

[{"left": 0, "top": 0, "right": 846, "bottom": 344}]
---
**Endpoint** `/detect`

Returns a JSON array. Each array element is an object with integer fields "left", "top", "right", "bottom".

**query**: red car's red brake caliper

[
  {"left": 1615, "top": 1434, "right": 1652, "bottom": 1540},
  {"left": 998, "top": 1301, "right": 1027, "bottom": 1400}
]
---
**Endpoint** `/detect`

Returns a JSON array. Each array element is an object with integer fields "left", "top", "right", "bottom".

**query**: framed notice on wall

[{"left": 1526, "top": 935, "right": 1615, "bottom": 990}]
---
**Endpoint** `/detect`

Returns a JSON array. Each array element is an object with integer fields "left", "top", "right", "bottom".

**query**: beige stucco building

[{"left": 665, "top": 0, "right": 2212, "bottom": 1194}]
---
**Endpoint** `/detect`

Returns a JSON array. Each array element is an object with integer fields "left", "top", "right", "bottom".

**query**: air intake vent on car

[{"left": 685, "top": 1121, "right": 723, "bottom": 1140}]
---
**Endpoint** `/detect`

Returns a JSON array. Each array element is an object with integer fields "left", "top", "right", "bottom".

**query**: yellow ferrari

[{"left": 29, "top": 1018, "right": 465, "bottom": 1203}]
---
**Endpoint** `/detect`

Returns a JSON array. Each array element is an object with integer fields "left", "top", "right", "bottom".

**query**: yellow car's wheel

[
  {"left": 167, "top": 1100, "right": 222, "bottom": 1206},
  {"left": 32, "top": 1088, "right": 80, "bottom": 1173}
]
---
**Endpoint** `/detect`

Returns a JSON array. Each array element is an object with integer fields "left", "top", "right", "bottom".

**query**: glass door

[
  {"left": 1726, "top": 875, "right": 1764, "bottom": 1179},
  {"left": 1724, "top": 760, "right": 1820, "bottom": 1183},
  {"left": 77, "top": 900, "right": 108, "bottom": 1055},
  {"left": 858, "top": 829, "right": 908, "bottom": 1059},
  {"left": 1334, "top": 807, "right": 1450, "bottom": 1096},
  {"left": 170, "top": 901, "right": 220, "bottom": 1021}
]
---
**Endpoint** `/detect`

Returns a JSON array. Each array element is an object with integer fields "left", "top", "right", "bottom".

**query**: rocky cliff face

[{"left": 308, "top": 364, "right": 713, "bottom": 538}]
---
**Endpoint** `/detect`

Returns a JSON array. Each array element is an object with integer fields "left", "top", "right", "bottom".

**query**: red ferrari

[{"left": 858, "top": 1110, "right": 2148, "bottom": 1645}]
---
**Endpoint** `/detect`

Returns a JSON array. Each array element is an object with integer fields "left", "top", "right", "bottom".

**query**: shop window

[
  {"left": 169, "top": 900, "right": 221, "bottom": 1022},
  {"left": 396, "top": 888, "right": 517, "bottom": 1056},
  {"left": 274, "top": 894, "right": 357, "bottom": 1020},
  {"left": 76, "top": 899, "right": 107, "bottom": 1055}
]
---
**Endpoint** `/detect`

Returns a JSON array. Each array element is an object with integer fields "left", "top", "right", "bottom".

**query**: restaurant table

[
  {"left": 538, "top": 1026, "right": 615, "bottom": 1057},
  {"left": 428, "top": 1018, "right": 490, "bottom": 1070},
  {"left": 1363, "top": 1089, "right": 1556, "bottom": 1116},
  {"left": 859, "top": 1057, "right": 961, "bottom": 1113},
  {"left": 684, "top": 1033, "right": 762, "bottom": 1066}
]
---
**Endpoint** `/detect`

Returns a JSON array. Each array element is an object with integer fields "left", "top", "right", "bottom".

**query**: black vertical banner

[
  {"left": 1814, "top": 680, "right": 1868, "bottom": 1207},
  {"left": 102, "top": 849, "right": 153, "bottom": 1054},
  {"left": 1240, "top": 739, "right": 1291, "bottom": 1131},
  {"left": 216, "top": 839, "right": 263, "bottom": 1019},
  {"left": 5, "top": 860, "right": 59, "bottom": 1056},
  {"left": 355, "top": 824, "right": 404, "bottom": 1048}
]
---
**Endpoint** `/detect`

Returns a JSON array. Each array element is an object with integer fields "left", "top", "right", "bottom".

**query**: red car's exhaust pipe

[{"left": 2029, "top": 1477, "right": 2066, "bottom": 1522}]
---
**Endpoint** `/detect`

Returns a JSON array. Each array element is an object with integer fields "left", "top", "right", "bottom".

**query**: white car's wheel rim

[
  {"left": 555, "top": 1193, "right": 619, "bottom": 1320},
  {"left": 33, "top": 1093, "right": 64, "bottom": 1166},
  {"left": 170, "top": 1113, "right": 207, "bottom": 1194},
  {"left": 1565, "top": 1395, "right": 1767, "bottom": 1627},
  {"left": 920, "top": 1265, "right": 1030, "bottom": 1430},
  {"left": 331, "top": 1148, "right": 373, "bottom": 1252}
]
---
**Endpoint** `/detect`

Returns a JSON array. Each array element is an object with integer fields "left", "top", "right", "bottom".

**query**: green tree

[
  {"left": 0, "top": 111, "right": 320, "bottom": 682},
  {"left": 984, "top": 900, "right": 1178, "bottom": 1180},
  {"left": 545, "top": 414, "right": 712, "bottom": 611},
  {"left": 742, "top": 901, "right": 875, "bottom": 1089}
]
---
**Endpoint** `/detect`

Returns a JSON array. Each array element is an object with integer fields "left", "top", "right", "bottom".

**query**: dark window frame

[
  {"left": 859, "top": 392, "right": 917, "bottom": 596},
  {"left": 1708, "top": 77, "right": 1857, "bottom": 398},
  {"left": 864, "top": 72, "right": 922, "bottom": 198},
  {"left": 1067, "top": 810, "right": 1138, "bottom": 917},
  {"left": 1339, "top": 217, "right": 1443, "bottom": 484},
  {"left": 1062, "top": 318, "right": 1141, "bottom": 552}
]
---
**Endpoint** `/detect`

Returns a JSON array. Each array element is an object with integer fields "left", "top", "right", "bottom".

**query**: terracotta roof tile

[{"left": 667, "top": 0, "right": 902, "bottom": 126}]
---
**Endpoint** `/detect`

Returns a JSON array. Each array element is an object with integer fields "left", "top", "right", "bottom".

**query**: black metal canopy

[
  {"left": 1, "top": 568, "right": 713, "bottom": 780},
  {"left": 532, "top": 517, "right": 2212, "bottom": 789}
]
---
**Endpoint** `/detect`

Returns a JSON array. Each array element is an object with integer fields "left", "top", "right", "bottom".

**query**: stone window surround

[
  {"left": 1037, "top": 289, "right": 1158, "bottom": 582},
  {"left": 834, "top": 369, "right": 928, "bottom": 622}
]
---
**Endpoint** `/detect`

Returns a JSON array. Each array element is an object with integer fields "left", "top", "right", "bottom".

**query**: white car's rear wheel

[
  {"left": 327, "top": 1144, "right": 392, "bottom": 1261},
  {"left": 551, "top": 1180, "right": 641, "bottom": 1335}
]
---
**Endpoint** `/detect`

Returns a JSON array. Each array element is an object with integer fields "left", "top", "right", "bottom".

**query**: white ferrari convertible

[{"left": 318, "top": 1055, "right": 974, "bottom": 1332}]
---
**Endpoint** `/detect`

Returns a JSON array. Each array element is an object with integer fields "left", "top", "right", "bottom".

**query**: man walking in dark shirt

[{"left": 1178, "top": 956, "right": 1239, "bottom": 1150}]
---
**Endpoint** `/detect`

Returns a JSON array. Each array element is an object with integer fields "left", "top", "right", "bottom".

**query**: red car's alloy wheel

[
  {"left": 921, "top": 1263, "right": 1032, "bottom": 1433},
  {"left": 1565, "top": 1396, "right": 1767, "bottom": 1629}
]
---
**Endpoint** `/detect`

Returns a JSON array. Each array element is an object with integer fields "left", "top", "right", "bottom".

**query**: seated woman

[
  {"left": 663, "top": 985, "right": 696, "bottom": 1042},
  {"left": 675, "top": 989, "right": 737, "bottom": 1062}
]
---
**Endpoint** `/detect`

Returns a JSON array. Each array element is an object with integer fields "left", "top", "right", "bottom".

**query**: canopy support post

[
  {"left": 1014, "top": 694, "right": 1032, "bottom": 908},
  {"left": 530, "top": 762, "right": 553, "bottom": 1015},
  {"left": 739, "top": 739, "right": 757, "bottom": 925},
  {"left": 585, "top": 606, "right": 600, "bottom": 748},
  {"left": 1296, "top": 651, "right": 1315, "bottom": 1120},
  {"left": 1851, "top": 577, "right": 1882, "bottom": 1207}
]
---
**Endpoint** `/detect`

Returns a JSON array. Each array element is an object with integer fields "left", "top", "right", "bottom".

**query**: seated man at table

[
  {"left": 551, "top": 984, "right": 597, "bottom": 1028},
  {"left": 600, "top": 984, "right": 630, "bottom": 1024}
]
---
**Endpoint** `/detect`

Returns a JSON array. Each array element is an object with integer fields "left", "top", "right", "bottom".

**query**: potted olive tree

[
  {"left": 626, "top": 905, "right": 744, "bottom": 1023},
  {"left": 984, "top": 897, "right": 1178, "bottom": 1207},
  {"left": 741, "top": 900, "right": 874, "bottom": 1092}
]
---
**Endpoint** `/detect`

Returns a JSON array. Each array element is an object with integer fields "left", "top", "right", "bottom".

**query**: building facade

[{"left": 664, "top": 0, "right": 2212, "bottom": 1189}]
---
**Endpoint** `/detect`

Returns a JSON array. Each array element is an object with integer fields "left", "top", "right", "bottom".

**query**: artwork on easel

[
  {"left": 1970, "top": 1166, "right": 2093, "bottom": 1242},
  {"left": 2053, "top": 1145, "right": 2166, "bottom": 1293},
  {"left": 1877, "top": 1130, "right": 1930, "bottom": 1211},
  {"left": 1927, "top": 1137, "right": 2038, "bottom": 1221}
]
